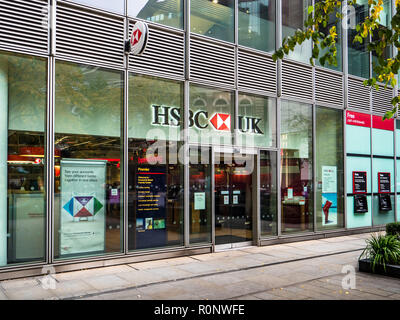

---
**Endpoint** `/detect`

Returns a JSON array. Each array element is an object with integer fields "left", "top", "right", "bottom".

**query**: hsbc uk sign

[
  {"left": 125, "top": 21, "right": 149, "bottom": 56},
  {"left": 151, "top": 105, "right": 264, "bottom": 135}
]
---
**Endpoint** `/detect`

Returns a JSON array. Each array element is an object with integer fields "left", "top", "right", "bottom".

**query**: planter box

[{"left": 359, "top": 258, "right": 400, "bottom": 278}]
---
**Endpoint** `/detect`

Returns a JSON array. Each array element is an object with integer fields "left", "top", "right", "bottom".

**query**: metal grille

[
  {"left": 372, "top": 85, "right": 393, "bottom": 116},
  {"left": 0, "top": 0, "right": 49, "bottom": 54},
  {"left": 348, "top": 77, "right": 371, "bottom": 113},
  {"left": 281, "top": 61, "right": 313, "bottom": 101},
  {"left": 315, "top": 68, "right": 344, "bottom": 107},
  {"left": 190, "top": 36, "right": 235, "bottom": 87},
  {"left": 56, "top": 2, "right": 125, "bottom": 67},
  {"left": 129, "top": 23, "right": 184, "bottom": 80},
  {"left": 238, "top": 49, "right": 276, "bottom": 95}
]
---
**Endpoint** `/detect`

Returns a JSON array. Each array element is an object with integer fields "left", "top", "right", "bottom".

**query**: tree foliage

[{"left": 272, "top": 0, "right": 400, "bottom": 120}]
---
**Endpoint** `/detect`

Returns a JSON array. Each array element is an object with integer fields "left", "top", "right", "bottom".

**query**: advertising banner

[
  {"left": 136, "top": 165, "right": 167, "bottom": 249},
  {"left": 60, "top": 159, "right": 106, "bottom": 256},
  {"left": 322, "top": 166, "right": 337, "bottom": 226}
]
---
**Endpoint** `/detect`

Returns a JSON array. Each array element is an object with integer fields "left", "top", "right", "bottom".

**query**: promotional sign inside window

[
  {"left": 135, "top": 166, "right": 167, "bottom": 249},
  {"left": 322, "top": 166, "right": 337, "bottom": 226},
  {"left": 378, "top": 172, "right": 391, "bottom": 194},
  {"left": 353, "top": 171, "right": 367, "bottom": 194},
  {"left": 354, "top": 194, "right": 369, "bottom": 214},
  {"left": 60, "top": 159, "right": 106, "bottom": 256}
]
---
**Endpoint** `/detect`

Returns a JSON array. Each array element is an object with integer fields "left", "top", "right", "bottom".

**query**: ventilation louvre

[
  {"left": 281, "top": 61, "right": 313, "bottom": 101},
  {"left": 190, "top": 36, "right": 235, "bottom": 88},
  {"left": 348, "top": 77, "right": 371, "bottom": 113},
  {"left": 238, "top": 49, "right": 276, "bottom": 95},
  {"left": 129, "top": 23, "right": 184, "bottom": 80},
  {"left": 315, "top": 68, "right": 344, "bottom": 108},
  {"left": 0, "top": 0, "right": 49, "bottom": 54},
  {"left": 56, "top": 3, "right": 125, "bottom": 67},
  {"left": 372, "top": 85, "right": 393, "bottom": 116}
]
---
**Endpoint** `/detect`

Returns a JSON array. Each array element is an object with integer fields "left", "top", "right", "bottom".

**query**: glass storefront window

[
  {"left": 372, "top": 0, "right": 392, "bottom": 79},
  {"left": 129, "top": 75, "right": 183, "bottom": 142},
  {"left": 128, "top": 75, "right": 184, "bottom": 251},
  {"left": 315, "top": 107, "right": 344, "bottom": 230},
  {"left": 282, "top": 0, "right": 312, "bottom": 64},
  {"left": 315, "top": 0, "right": 342, "bottom": 71},
  {"left": 69, "top": 0, "right": 125, "bottom": 14},
  {"left": 128, "top": 0, "right": 183, "bottom": 29},
  {"left": 189, "top": 147, "right": 212, "bottom": 244},
  {"left": 348, "top": 0, "right": 370, "bottom": 78},
  {"left": 260, "top": 151, "right": 278, "bottom": 236},
  {"left": 280, "top": 100, "right": 313, "bottom": 234},
  {"left": 54, "top": 61, "right": 124, "bottom": 260},
  {"left": 237, "top": 93, "right": 276, "bottom": 148},
  {"left": 191, "top": 0, "right": 235, "bottom": 43},
  {"left": 0, "top": 52, "right": 47, "bottom": 266},
  {"left": 238, "top": 0, "right": 276, "bottom": 52},
  {"left": 189, "top": 85, "right": 234, "bottom": 145}
]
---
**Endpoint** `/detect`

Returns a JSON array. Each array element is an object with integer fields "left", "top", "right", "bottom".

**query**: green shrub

[
  {"left": 359, "top": 233, "right": 400, "bottom": 272},
  {"left": 386, "top": 222, "right": 400, "bottom": 237}
]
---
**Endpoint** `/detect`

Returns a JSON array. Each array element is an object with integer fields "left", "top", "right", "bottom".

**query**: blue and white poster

[{"left": 60, "top": 159, "right": 106, "bottom": 256}]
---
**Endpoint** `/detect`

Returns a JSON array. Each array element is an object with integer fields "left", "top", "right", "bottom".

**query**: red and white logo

[
  {"left": 128, "top": 21, "right": 149, "bottom": 56},
  {"left": 210, "top": 113, "right": 231, "bottom": 131}
]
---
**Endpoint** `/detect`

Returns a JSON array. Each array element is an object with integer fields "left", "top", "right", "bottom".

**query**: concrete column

[{"left": 0, "top": 57, "right": 8, "bottom": 266}]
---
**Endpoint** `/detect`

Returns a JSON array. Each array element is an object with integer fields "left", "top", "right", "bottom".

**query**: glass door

[{"left": 214, "top": 150, "right": 255, "bottom": 248}]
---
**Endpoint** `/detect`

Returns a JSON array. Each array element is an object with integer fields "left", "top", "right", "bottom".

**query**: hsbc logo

[
  {"left": 125, "top": 21, "right": 149, "bottom": 56},
  {"left": 210, "top": 113, "right": 231, "bottom": 131},
  {"left": 151, "top": 105, "right": 263, "bottom": 134}
]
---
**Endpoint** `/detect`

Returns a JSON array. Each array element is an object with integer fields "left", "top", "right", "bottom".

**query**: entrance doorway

[{"left": 214, "top": 150, "right": 255, "bottom": 248}]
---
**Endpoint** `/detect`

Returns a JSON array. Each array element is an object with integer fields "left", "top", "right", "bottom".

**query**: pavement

[{"left": 0, "top": 232, "right": 400, "bottom": 300}]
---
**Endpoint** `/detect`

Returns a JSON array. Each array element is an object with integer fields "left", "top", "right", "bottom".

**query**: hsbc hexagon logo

[
  {"left": 125, "top": 21, "right": 149, "bottom": 56},
  {"left": 210, "top": 113, "right": 231, "bottom": 131}
]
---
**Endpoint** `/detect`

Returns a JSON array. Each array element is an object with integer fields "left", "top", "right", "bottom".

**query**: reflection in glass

[
  {"left": 128, "top": 0, "right": 183, "bottom": 29},
  {"left": 280, "top": 100, "right": 313, "bottom": 233},
  {"left": 128, "top": 140, "right": 184, "bottom": 250},
  {"left": 189, "top": 85, "right": 234, "bottom": 145},
  {"left": 54, "top": 62, "right": 123, "bottom": 259},
  {"left": 1, "top": 52, "right": 47, "bottom": 266},
  {"left": 348, "top": 0, "right": 370, "bottom": 78},
  {"left": 315, "top": 0, "right": 342, "bottom": 71},
  {"left": 237, "top": 93, "right": 276, "bottom": 148},
  {"left": 189, "top": 147, "right": 212, "bottom": 244},
  {"left": 260, "top": 151, "right": 277, "bottom": 236},
  {"left": 315, "top": 107, "right": 344, "bottom": 230},
  {"left": 372, "top": 0, "right": 392, "bottom": 78},
  {"left": 282, "top": 0, "right": 312, "bottom": 63},
  {"left": 129, "top": 74, "right": 183, "bottom": 142},
  {"left": 69, "top": 0, "right": 125, "bottom": 14},
  {"left": 191, "top": 0, "right": 235, "bottom": 42},
  {"left": 238, "top": 0, "right": 276, "bottom": 52}
]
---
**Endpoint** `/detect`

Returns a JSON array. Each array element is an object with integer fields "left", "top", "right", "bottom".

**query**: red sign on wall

[
  {"left": 372, "top": 115, "right": 394, "bottom": 131},
  {"left": 346, "top": 111, "right": 371, "bottom": 128}
]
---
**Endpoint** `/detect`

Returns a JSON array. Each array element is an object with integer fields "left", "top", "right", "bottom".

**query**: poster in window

[
  {"left": 353, "top": 171, "right": 367, "bottom": 194},
  {"left": 322, "top": 166, "right": 338, "bottom": 226},
  {"left": 378, "top": 172, "right": 391, "bottom": 194},
  {"left": 378, "top": 194, "right": 392, "bottom": 212},
  {"left": 60, "top": 159, "right": 107, "bottom": 256},
  {"left": 136, "top": 165, "right": 167, "bottom": 249}
]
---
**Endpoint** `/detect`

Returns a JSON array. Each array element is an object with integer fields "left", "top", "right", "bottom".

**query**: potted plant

[{"left": 359, "top": 233, "right": 400, "bottom": 277}]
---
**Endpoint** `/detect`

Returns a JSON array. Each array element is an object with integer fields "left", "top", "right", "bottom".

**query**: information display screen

[
  {"left": 354, "top": 194, "right": 368, "bottom": 214},
  {"left": 135, "top": 165, "right": 167, "bottom": 249}
]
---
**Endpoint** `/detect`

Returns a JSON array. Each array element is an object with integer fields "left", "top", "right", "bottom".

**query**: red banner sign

[
  {"left": 346, "top": 111, "right": 371, "bottom": 128},
  {"left": 372, "top": 115, "right": 394, "bottom": 131}
]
